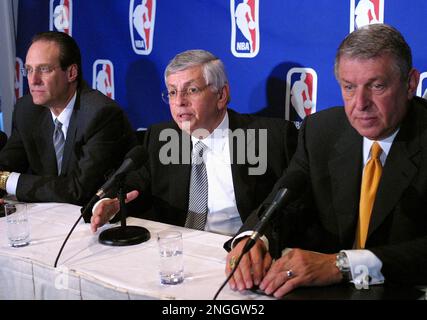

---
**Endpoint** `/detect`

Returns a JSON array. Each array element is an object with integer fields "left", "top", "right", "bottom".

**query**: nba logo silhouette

[
  {"left": 285, "top": 67, "right": 317, "bottom": 124},
  {"left": 92, "top": 60, "right": 115, "bottom": 100},
  {"left": 129, "top": 0, "right": 156, "bottom": 55},
  {"left": 416, "top": 72, "right": 427, "bottom": 99},
  {"left": 230, "top": 0, "right": 260, "bottom": 58},
  {"left": 350, "top": 0, "right": 384, "bottom": 32},
  {"left": 15, "top": 57, "right": 24, "bottom": 101},
  {"left": 50, "top": 0, "right": 73, "bottom": 35}
]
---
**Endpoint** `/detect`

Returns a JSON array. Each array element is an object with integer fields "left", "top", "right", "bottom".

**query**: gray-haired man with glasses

[
  {"left": 91, "top": 49, "right": 297, "bottom": 236},
  {"left": 0, "top": 31, "right": 136, "bottom": 206}
]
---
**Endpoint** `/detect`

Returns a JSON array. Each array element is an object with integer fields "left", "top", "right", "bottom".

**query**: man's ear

[
  {"left": 67, "top": 64, "right": 78, "bottom": 83},
  {"left": 217, "top": 84, "right": 230, "bottom": 110},
  {"left": 407, "top": 68, "right": 420, "bottom": 99}
]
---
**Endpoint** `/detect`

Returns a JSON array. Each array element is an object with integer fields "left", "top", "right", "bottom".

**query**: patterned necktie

[
  {"left": 356, "top": 142, "right": 383, "bottom": 249},
  {"left": 185, "top": 141, "right": 208, "bottom": 230},
  {"left": 53, "top": 119, "right": 65, "bottom": 175}
]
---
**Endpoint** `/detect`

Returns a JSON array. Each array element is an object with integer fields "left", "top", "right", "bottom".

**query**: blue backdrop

[{"left": 14, "top": 0, "right": 427, "bottom": 130}]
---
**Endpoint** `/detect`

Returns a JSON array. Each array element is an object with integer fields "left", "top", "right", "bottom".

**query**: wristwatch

[
  {"left": 0, "top": 171, "right": 11, "bottom": 191},
  {"left": 335, "top": 251, "right": 352, "bottom": 282}
]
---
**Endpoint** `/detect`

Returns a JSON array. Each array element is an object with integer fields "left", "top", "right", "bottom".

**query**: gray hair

[
  {"left": 164, "top": 49, "right": 230, "bottom": 103},
  {"left": 334, "top": 24, "right": 412, "bottom": 81}
]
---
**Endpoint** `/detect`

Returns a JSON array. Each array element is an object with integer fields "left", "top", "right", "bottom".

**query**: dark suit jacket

[
  {"left": 0, "top": 84, "right": 136, "bottom": 206},
  {"left": 125, "top": 109, "right": 297, "bottom": 228},
  {"left": 242, "top": 97, "right": 427, "bottom": 285},
  {"left": 0, "top": 131, "right": 7, "bottom": 151}
]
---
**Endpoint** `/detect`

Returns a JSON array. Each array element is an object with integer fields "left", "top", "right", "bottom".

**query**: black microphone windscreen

[
  {"left": 125, "top": 145, "right": 148, "bottom": 169},
  {"left": 276, "top": 170, "right": 307, "bottom": 193},
  {"left": 262, "top": 171, "right": 307, "bottom": 206}
]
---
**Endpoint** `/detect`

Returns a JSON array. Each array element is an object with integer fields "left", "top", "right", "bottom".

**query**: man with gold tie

[{"left": 225, "top": 23, "right": 427, "bottom": 298}]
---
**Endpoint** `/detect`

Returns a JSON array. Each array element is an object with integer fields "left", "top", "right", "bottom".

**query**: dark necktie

[
  {"left": 53, "top": 119, "right": 65, "bottom": 175},
  {"left": 185, "top": 141, "right": 208, "bottom": 230}
]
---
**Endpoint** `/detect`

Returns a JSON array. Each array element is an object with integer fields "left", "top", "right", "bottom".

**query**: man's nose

[
  {"left": 28, "top": 72, "right": 43, "bottom": 85},
  {"left": 354, "top": 88, "right": 371, "bottom": 110},
  {"left": 173, "top": 91, "right": 189, "bottom": 106}
]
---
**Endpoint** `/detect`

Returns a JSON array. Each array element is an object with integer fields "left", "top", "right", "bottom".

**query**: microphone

[
  {"left": 241, "top": 171, "right": 307, "bottom": 255},
  {"left": 213, "top": 171, "right": 307, "bottom": 299},
  {"left": 82, "top": 145, "right": 148, "bottom": 223},
  {"left": 54, "top": 145, "right": 149, "bottom": 267},
  {"left": 96, "top": 145, "right": 151, "bottom": 246}
]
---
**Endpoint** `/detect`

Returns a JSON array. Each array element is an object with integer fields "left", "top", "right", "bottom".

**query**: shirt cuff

[
  {"left": 6, "top": 172, "right": 20, "bottom": 196},
  {"left": 231, "top": 231, "right": 269, "bottom": 251},
  {"left": 343, "top": 249, "right": 385, "bottom": 285},
  {"left": 92, "top": 197, "right": 117, "bottom": 222}
]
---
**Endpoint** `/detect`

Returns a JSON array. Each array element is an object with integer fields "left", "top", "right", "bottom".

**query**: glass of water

[
  {"left": 4, "top": 202, "right": 30, "bottom": 247},
  {"left": 157, "top": 230, "right": 184, "bottom": 285}
]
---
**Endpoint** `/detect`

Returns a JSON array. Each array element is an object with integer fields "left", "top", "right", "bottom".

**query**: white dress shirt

[
  {"left": 191, "top": 112, "right": 242, "bottom": 236},
  {"left": 343, "top": 129, "right": 399, "bottom": 286},
  {"left": 6, "top": 93, "right": 76, "bottom": 195}
]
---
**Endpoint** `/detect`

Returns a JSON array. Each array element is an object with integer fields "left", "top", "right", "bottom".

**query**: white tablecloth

[{"left": 0, "top": 202, "right": 272, "bottom": 300}]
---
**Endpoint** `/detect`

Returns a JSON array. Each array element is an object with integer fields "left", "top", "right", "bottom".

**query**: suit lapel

[
  {"left": 61, "top": 88, "right": 84, "bottom": 175},
  {"left": 328, "top": 124, "right": 363, "bottom": 245},
  {"left": 368, "top": 110, "right": 420, "bottom": 238},
  {"left": 61, "top": 103, "right": 78, "bottom": 175},
  {"left": 228, "top": 110, "right": 255, "bottom": 217},
  {"left": 168, "top": 128, "right": 192, "bottom": 225},
  {"left": 33, "top": 109, "right": 57, "bottom": 175}
]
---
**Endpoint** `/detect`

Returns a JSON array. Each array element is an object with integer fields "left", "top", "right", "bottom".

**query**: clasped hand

[{"left": 225, "top": 238, "right": 342, "bottom": 298}]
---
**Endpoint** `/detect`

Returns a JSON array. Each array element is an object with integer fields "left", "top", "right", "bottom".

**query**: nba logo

[
  {"left": 92, "top": 60, "right": 115, "bottom": 100},
  {"left": 129, "top": 0, "right": 156, "bottom": 55},
  {"left": 15, "top": 57, "right": 24, "bottom": 101},
  {"left": 50, "top": 0, "right": 73, "bottom": 35},
  {"left": 416, "top": 72, "right": 427, "bottom": 99},
  {"left": 285, "top": 67, "right": 317, "bottom": 124},
  {"left": 230, "top": 0, "right": 260, "bottom": 58},
  {"left": 350, "top": 0, "right": 384, "bottom": 32}
]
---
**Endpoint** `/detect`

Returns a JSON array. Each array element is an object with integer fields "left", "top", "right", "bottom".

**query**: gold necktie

[{"left": 356, "top": 142, "right": 383, "bottom": 249}]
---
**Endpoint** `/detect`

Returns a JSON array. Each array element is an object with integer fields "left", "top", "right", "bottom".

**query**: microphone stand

[
  {"left": 98, "top": 175, "right": 150, "bottom": 246},
  {"left": 54, "top": 175, "right": 150, "bottom": 268}
]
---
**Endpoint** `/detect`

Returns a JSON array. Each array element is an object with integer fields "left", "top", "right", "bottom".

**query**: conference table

[
  {"left": 1, "top": 202, "right": 425, "bottom": 301},
  {"left": 0, "top": 202, "right": 273, "bottom": 300}
]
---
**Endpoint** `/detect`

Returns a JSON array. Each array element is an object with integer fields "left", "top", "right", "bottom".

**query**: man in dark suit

[
  {"left": 91, "top": 49, "right": 297, "bottom": 236},
  {"left": 0, "top": 31, "right": 135, "bottom": 206},
  {"left": 226, "top": 24, "right": 427, "bottom": 297}
]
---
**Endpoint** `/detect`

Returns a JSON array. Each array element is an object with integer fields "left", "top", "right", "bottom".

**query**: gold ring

[{"left": 229, "top": 256, "right": 237, "bottom": 269}]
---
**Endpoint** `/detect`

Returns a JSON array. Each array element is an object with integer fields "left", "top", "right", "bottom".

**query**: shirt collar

[
  {"left": 50, "top": 91, "right": 76, "bottom": 138},
  {"left": 363, "top": 129, "right": 400, "bottom": 165},
  {"left": 191, "top": 111, "right": 229, "bottom": 154}
]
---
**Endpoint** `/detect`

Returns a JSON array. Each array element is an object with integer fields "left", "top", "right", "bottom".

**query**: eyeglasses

[
  {"left": 21, "top": 65, "right": 61, "bottom": 77},
  {"left": 161, "top": 84, "right": 212, "bottom": 104}
]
